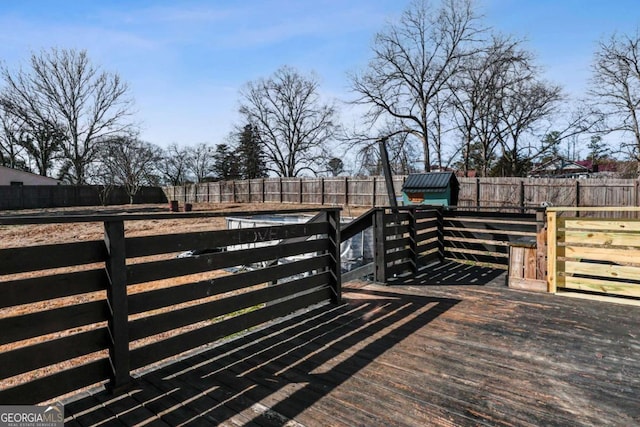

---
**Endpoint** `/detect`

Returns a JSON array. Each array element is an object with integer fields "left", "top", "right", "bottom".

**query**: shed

[{"left": 401, "top": 172, "right": 459, "bottom": 206}]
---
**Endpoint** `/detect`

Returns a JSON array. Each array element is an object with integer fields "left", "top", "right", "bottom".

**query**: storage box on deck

[{"left": 508, "top": 237, "right": 546, "bottom": 292}]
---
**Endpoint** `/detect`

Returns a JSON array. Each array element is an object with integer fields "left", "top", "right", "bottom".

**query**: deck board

[{"left": 64, "top": 277, "right": 640, "bottom": 426}]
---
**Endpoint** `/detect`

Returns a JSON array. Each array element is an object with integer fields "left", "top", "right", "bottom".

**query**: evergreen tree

[
  {"left": 238, "top": 124, "right": 267, "bottom": 179},
  {"left": 213, "top": 144, "right": 241, "bottom": 180},
  {"left": 586, "top": 135, "right": 610, "bottom": 164}
]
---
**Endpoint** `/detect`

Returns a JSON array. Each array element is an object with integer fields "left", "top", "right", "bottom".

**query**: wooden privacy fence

[
  {"left": 0, "top": 185, "right": 167, "bottom": 210},
  {"left": 547, "top": 207, "right": 640, "bottom": 298},
  {"left": 0, "top": 208, "right": 341, "bottom": 404},
  {"left": 167, "top": 177, "right": 406, "bottom": 206},
  {"left": 165, "top": 177, "right": 640, "bottom": 210}
]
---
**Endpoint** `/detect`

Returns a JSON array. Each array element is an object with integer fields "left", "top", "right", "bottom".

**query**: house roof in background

[{"left": 0, "top": 165, "right": 61, "bottom": 185}]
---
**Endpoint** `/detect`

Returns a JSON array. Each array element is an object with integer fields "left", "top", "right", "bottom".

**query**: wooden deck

[{"left": 63, "top": 276, "right": 640, "bottom": 426}]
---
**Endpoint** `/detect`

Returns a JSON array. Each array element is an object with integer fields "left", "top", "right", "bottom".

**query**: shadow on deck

[
  {"left": 65, "top": 288, "right": 459, "bottom": 426},
  {"left": 64, "top": 280, "right": 640, "bottom": 426},
  {"left": 386, "top": 260, "right": 507, "bottom": 287}
]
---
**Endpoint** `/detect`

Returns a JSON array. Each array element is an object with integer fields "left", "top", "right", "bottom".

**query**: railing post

[
  {"left": 536, "top": 209, "right": 547, "bottom": 282},
  {"left": 373, "top": 209, "right": 387, "bottom": 283},
  {"left": 104, "top": 220, "right": 131, "bottom": 391},
  {"left": 409, "top": 206, "right": 418, "bottom": 273},
  {"left": 326, "top": 209, "right": 342, "bottom": 304},
  {"left": 546, "top": 210, "right": 557, "bottom": 293},
  {"left": 436, "top": 207, "right": 445, "bottom": 262}
]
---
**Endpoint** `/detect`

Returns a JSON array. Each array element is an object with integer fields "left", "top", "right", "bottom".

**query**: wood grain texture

[{"left": 64, "top": 282, "right": 640, "bottom": 426}]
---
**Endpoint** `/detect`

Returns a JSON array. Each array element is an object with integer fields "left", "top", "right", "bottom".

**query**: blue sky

[{"left": 0, "top": 0, "right": 638, "bottom": 149}]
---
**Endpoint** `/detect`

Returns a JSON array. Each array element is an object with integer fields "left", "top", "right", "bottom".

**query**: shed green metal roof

[{"left": 402, "top": 172, "right": 458, "bottom": 193}]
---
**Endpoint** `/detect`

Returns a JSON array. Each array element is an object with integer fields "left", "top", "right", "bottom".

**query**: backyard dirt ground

[{"left": 0, "top": 202, "right": 370, "bottom": 248}]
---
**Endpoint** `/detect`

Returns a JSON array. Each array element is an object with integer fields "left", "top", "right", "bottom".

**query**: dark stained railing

[
  {"left": 0, "top": 208, "right": 341, "bottom": 404},
  {"left": 0, "top": 204, "right": 542, "bottom": 404}
]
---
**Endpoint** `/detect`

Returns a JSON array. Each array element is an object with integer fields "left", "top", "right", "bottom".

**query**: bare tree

[
  {"left": 239, "top": 66, "right": 337, "bottom": 177},
  {"left": 590, "top": 31, "right": 640, "bottom": 166},
  {"left": 350, "top": 0, "right": 483, "bottom": 172},
  {"left": 158, "top": 143, "right": 190, "bottom": 185},
  {"left": 96, "top": 136, "right": 162, "bottom": 204},
  {"left": 185, "top": 142, "right": 215, "bottom": 183},
  {"left": 354, "top": 129, "right": 421, "bottom": 176},
  {"left": 0, "top": 48, "right": 135, "bottom": 183},
  {"left": 450, "top": 34, "right": 561, "bottom": 176},
  {"left": 0, "top": 112, "right": 28, "bottom": 170}
]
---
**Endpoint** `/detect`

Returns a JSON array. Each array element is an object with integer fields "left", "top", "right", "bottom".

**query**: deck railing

[
  {"left": 547, "top": 206, "right": 640, "bottom": 297},
  {"left": 0, "top": 205, "right": 543, "bottom": 404},
  {"left": 0, "top": 208, "right": 341, "bottom": 404},
  {"left": 342, "top": 206, "right": 541, "bottom": 283}
]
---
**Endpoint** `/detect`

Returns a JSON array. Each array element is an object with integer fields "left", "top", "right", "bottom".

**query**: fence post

[
  {"left": 373, "top": 209, "right": 387, "bottom": 283},
  {"left": 279, "top": 178, "right": 283, "bottom": 203},
  {"left": 372, "top": 176, "right": 376, "bottom": 207},
  {"left": 519, "top": 180, "right": 525, "bottom": 211},
  {"left": 344, "top": 177, "right": 349, "bottom": 206},
  {"left": 575, "top": 180, "right": 580, "bottom": 217},
  {"left": 546, "top": 210, "right": 557, "bottom": 293},
  {"left": 262, "top": 178, "right": 266, "bottom": 203},
  {"left": 299, "top": 178, "right": 303, "bottom": 204},
  {"left": 475, "top": 178, "right": 480, "bottom": 210},
  {"left": 104, "top": 220, "right": 131, "bottom": 391},
  {"left": 320, "top": 178, "right": 325, "bottom": 205},
  {"left": 326, "top": 209, "right": 342, "bottom": 304}
]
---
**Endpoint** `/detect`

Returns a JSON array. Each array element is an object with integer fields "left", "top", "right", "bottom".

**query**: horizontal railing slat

[
  {"left": 127, "top": 239, "right": 329, "bottom": 285},
  {"left": 386, "top": 237, "right": 409, "bottom": 251},
  {"left": 341, "top": 209, "right": 374, "bottom": 241},
  {"left": 443, "top": 219, "right": 536, "bottom": 233},
  {"left": 414, "top": 210, "right": 439, "bottom": 220},
  {"left": 0, "top": 328, "right": 109, "bottom": 380},
  {"left": 129, "top": 271, "right": 332, "bottom": 341},
  {"left": 130, "top": 287, "right": 332, "bottom": 370},
  {"left": 415, "top": 219, "right": 438, "bottom": 231},
  {"left": 417, "top": 240, "right": 440, "bottom": 254},
  {"left": 384, "top": 212, "right": 411, "bottom": 223},
  {"left": 416, "top": 230, "right": 438, "bottom": 243},
  {"left": 0, "top": 269, "right": 107, "bottom": 309},
  {"left": 561, "top": 245, "right": 640, "bottom": 265},
  {"left": 0, "top": 359, "right": 111, "bottom": 405},
  {"left": 444, "top": 250, "right": 508, "bottom": 266},
  {"left": 444, "top": 211, "right": 536, "bottom": 221},
  {"left": 444, "top": 228, "right": 534, "bottom": 242},
  {"left": 126, "top": 222, "right": 329, "bottom": 258},
  {"left": 0, "top": 240, "right": 106, "bottom": 275},
  {"left": 444, "top": 238, "right": 509, "bottom": 253},
  {"left": 385, "top": 224, "right": 410, "bottom": 236},
  {"left": 561, "top": 276, "right": 640, "bottom": 297},
  {"left": 386, "top": 249, "right": 412, "bottom": 263},
  {"left": 0, "top": 300, "right": 109, "bottom": 345},
  {"left": 128, "top": 255, "right": 330, "bottom": 315}
]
